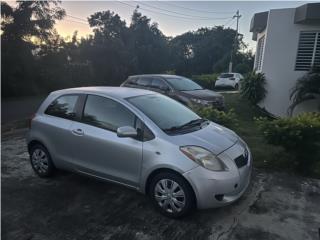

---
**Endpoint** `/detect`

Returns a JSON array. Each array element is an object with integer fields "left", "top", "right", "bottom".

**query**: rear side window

[
  {"left": 45, "top": 95, "right": 78, "bottom": 120},
  {"left": 136, "top": 77, "right": 151, "bottom": 87},
  {"left": 82, "top": 95, "right": 135, "bottom": 132},
  {"left": 127, "top": 77, "right": 138, "bottom": 85},
  {"left": 151, "top": 78, "right": 168, "bottom": 89}
]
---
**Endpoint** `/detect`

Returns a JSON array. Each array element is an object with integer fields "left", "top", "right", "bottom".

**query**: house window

[
  {"left": 255, "top": 35, "right": 265, "bottom": 71},
  {"left": 295, "top": 31, "right": 320, "bottom": 71}
]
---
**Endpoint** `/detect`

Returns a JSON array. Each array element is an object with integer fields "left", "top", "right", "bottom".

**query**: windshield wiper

[{"left": 163, "top": 118, "right": 207, "bottom": 132}]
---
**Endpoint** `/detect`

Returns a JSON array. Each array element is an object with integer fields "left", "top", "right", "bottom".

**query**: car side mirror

[{"left": 117, "top": 126, "right": 137, "bottom": 138}]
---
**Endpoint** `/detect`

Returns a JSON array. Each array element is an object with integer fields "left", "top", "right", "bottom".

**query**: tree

[
  {"left": 1, "top": 1, "right": 66, "bottom": 97},
  {"left": 129, "top": 9, "right": 170, "bottom": 74},
  {"left": 170, "top": 27, "right": 241, "bottom": 75}
]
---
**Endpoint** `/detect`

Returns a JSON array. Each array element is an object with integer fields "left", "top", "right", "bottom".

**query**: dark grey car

[{"left": 121, "top": 74, "right": 224, "bottom": 110}]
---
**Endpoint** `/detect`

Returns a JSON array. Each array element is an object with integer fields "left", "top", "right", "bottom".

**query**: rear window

[
  {"left": 219, "top": 73, "right": 234, "bottom": 78},
  {"left": 45, "top": 95, "right": 78, "bottom": 120}
]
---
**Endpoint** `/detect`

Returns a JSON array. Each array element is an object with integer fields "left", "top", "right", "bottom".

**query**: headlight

[
  {"left": 191, "top": 98, "right": 210, "bottom": 105},
  {"left": 180, "top": 146, "right": 228, "bottom": 171}
]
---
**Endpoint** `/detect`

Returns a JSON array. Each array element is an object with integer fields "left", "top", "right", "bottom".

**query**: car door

[
  {"left": 69, "top": 94, "right": 143, "bottom": 188},
  {"left": 42, "top": 94, "right": 82, "bottom": 167}
]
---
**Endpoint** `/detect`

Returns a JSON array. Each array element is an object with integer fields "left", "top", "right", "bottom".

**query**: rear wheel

[
  {"left": 29, "top": 144, "right": 55, "bottom": 178},
  {"left": 149, "top": 171, "right": 195, "bottom": 218}
]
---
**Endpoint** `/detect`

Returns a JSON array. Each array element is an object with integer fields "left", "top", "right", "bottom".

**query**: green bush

[
  {"left": 240, "top": 71, "right": 267, "bottom": 104},
  {"left": 256, "top": 112, "right": 320, "bottom": 175},
  {"left": 192, "top": 74, "right": 218, "bottom": 90},
  {"left": 194, "top": 107, "right": 237, "bottom": 129}
]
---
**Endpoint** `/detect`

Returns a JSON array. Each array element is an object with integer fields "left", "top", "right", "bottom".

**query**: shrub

[
  {"left": 194, "top": 107, "right": 237, "bottom": 129},
  {"left": 240, "top": 71, "right": 267, "bottom": 104},
  {"left": 289, "top": 67, "right": 320, "bottom": 115},
  {"left": 192, "top": 74, "right": 218, "bottom": 90},
  {"left": 256, "top": 112, "right": 320, "bottom": 175}
]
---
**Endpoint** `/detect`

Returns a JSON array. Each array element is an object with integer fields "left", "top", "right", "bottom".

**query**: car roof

[
  {"left": 128, "top": 74, "right": 181, "bottom": 78},
  {"left": 50, "top": 86, "right": 156, "bottom": 99}
]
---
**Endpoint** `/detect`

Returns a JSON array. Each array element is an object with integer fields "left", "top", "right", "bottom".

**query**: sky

[
  {"left": 55, "top": 1, "right": 310, "bottom": 51},
  {"left": 7, "top": 1, "right": 311, "bottom": 51}
]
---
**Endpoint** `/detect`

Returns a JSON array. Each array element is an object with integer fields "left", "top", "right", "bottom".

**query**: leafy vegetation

[
  {"left": 240, "top": 71, "right": 267, "bottom": 104},
  {"left": 2, "top": 1, "right": 254, "bottom": 98},
  {"left": 289, "top": 67, "right": 320, "bottom": 115},
  {"left": 193, "top": 107, "right": 237, "bottom": 128},
  {"left": 256, "top": 113, "right": 320, "bottom": 176},
  {"left": 222, "top": 93, "right": 300, "bottom": 174},
  {"left": 191, "top": 74, "right": 218, "bottom": 90}
]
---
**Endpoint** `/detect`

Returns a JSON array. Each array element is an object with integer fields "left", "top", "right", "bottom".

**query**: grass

[{"left": 222, "top": 93, "right": 294, "bottom": 172}]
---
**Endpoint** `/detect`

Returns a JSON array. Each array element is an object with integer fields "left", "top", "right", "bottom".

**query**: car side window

[
  {"left": 136, "top": 77, "right": 151, "bottom": 87},
  {"left": 45, "top": 95, "right": 79, "bottom": 120},
  {"left": 151, "top": 78, "right": 168, "bottom": 90},
  {"left": 127, "top": 77, "right": 138, "bottom": 85},
  {"left": 82, "top": 95, "right": 135, "bottom": 132}
]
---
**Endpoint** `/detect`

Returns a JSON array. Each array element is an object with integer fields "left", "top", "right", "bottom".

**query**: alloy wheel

[
  {"left": 154, "top": 179, "right": 186, "bottom": 213},
  {"left": 31, "top": 149, "right": 49, "bottom": 174}
]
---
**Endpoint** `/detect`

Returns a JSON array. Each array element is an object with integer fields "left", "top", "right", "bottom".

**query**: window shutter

[
  {"left": 255, "top": 35, "right": 265, "bottom": 71},
  {"left": 295, "top": 32, "right": 320, "bottom": 71}
]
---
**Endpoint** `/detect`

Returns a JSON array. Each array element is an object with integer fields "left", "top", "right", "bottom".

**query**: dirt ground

[{"left": 2, "top": 127, "right": 320, "bottom": 240}]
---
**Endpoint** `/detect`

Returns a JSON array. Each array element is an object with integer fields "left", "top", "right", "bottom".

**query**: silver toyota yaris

[{"left": 27, "top": 87, "right": 252, "bottom": 218}]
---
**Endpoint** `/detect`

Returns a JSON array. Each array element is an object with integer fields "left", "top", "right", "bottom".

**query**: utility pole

[{"left": 228, "top": 10, "right": 241, "bottom": 72}]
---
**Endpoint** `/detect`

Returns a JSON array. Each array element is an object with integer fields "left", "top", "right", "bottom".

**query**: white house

[{"left": 250, "top": 3, "right": 320, "bottom": 117}]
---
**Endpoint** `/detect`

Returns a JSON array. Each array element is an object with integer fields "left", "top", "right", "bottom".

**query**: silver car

[{"left": 27, "top": 87, "right": 252, "bottom": 218}]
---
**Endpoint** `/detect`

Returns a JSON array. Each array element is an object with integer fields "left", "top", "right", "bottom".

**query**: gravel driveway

[{"left": 2, "top": 127, "right": 320, "bottom": 240}]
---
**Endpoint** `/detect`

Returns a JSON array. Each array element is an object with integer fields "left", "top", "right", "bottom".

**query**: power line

[
  {"left": 116, "top": 1, "right": 232, "bottom": 21},
  {"left": 134, "top": 1, "right": 232, "bottom": 20},
  {"left": 223, "top": 18, "right": 235, "bottom": 28},
  {"left": 66, "top": 14, "right": 87, "bottom": 23},
  {"left": 223, "top": 18, "right": 233, "bottom": 27},
  {"left": 64, "top": 18, "right": 88, "bottom": 25},
  {"left": 157, "top": 1, "right": 234, "bottom": 14}
]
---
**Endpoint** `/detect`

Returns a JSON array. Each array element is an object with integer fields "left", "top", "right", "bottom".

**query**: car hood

[
  {"left": 169, "top": 122, "right": 238, "bottom": 155},
  {"left": 180, "top": 89, "right": 222, "bottom": 100}
]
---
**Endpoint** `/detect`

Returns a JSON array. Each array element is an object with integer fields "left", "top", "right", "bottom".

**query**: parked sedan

[
  {"left": 121, "top": 74, "right": 224, "bottom": 110},
  {"left": 27, "top": 87, "right": 251, "bottom": 218},
  {"left": 215, "top": 73, "right": 244, "bottom": 89}
]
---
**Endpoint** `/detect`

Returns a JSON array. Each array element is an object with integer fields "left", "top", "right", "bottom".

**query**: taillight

[{"left": 28, "top": 114, "right": 35, "bottom": 129}]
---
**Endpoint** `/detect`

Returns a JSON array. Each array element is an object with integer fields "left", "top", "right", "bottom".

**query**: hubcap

[
  {"left": 31, "top": 149, "right": 48, "bottom": 174},
  {"left": 154, "top": 179, "right": 186, "bottom": 213}
]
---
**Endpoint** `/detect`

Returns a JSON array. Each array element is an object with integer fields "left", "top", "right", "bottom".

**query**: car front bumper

[{"left": 183, "top": 142, "right": 252, "bottom": 209}]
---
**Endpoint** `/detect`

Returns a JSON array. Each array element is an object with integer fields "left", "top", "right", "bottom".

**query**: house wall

[{"left": 256, "top": 8, "right": 320, "bottom": 117}]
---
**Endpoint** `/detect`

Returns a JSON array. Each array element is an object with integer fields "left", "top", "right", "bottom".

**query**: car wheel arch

[
  {"left": 144, "top": 168, "right": 197, "bottom": 205},
  {"left": 28, "top": 139, "right": 46, "bottom": 153}
]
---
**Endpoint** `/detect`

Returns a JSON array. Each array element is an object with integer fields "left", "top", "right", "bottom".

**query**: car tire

[
  {"left": 235, "top": 84, "right": 239, "bottom": 90},
  {"left": 29, "top": 144, "right": 55, "bottom": 178},
  {"left": 149, "top": 171, "right": 195, "bottom": 218}
]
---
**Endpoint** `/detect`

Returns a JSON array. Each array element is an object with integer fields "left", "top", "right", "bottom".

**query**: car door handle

[{"left": 71, "top": 128, "right": 84, "bottom": 136}]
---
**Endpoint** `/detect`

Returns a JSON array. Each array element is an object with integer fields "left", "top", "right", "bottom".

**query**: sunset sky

[
  {"left": 8, "top": 1, "right": 309, "bottom": 50},
  {"left": 55, "top": 1, "right": 307, "bottom": 51}
]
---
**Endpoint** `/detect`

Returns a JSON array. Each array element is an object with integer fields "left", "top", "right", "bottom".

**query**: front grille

[{"left": 234, "top": 148, "right": 249, "bottom": 168}]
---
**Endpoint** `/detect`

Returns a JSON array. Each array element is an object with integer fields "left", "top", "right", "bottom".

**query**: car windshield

[
  {"left": 219, "top": 73, "right": 234, "bottom": 78},
  {"left": 127, "top": 94, "right": 201, "bottom": 131},
  {"left": 165, "top": 76, "right": 203, "bottom": 91}
]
